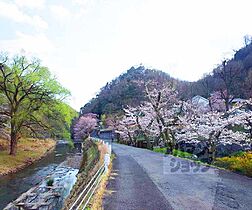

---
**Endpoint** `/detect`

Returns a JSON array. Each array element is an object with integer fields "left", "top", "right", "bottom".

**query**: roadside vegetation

[
  {"left": 153, "top": 147, "right": 195, "bottom": 159},
  {"left": 0, "top": 138, "right": 55, "bottom": 176},
  {"left": 214, "top": 151, "right": 252, "bottom": 177},
  {"left": 153, "top": 147, "right": 252, "bottom": 177}
]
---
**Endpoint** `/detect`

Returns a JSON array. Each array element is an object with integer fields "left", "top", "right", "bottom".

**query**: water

[{"left": 0, "top": 142, "right": 81, "bottom": 210}]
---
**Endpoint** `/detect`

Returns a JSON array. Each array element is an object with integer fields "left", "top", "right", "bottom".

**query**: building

[{"left": 192, "top": 95, "right": 210, "bottom": 111}]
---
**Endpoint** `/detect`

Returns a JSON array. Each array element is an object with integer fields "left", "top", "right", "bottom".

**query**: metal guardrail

[
  {"left": 79, "top": 166, "right": 104, "bottom": 210},
  {"left": 69, "top": 164, "right": 105, "bottom": 210},
  {"left": 69, "top": 139, "right": 111, "bottom": 210}
]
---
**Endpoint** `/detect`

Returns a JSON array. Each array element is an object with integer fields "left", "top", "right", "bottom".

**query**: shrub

[
  {"left": 153, "top": 147, "right": 196, "bottom": 159},
  {"left": 214, "top": 152, "right": 252, "bottom": 177},
  {"left": 153, "top": 147, "right": 166, "bottom": 154},
  {"left": 172, "top": 149, "right": 195, "bottom": 159},
  {"left": 46, "top": 178, "right": 54, "bottom": 186},
  {"left": 230, "top": 151, "right": 246, "bottom": 157}
]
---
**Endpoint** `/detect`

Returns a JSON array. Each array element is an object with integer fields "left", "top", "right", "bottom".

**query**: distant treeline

[{"left": 81, "top": 40, "right": 252, "bottom": 115}]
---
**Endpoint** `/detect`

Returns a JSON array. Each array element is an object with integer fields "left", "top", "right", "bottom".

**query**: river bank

[
  {"left": 0, "top": 138, "right": 56, "bottom": 177},
  {"left": 4, "top": 152, "right": 82, "bottom": 210},
  {"left": 0, "top": 141, "right": 80, "bottom": 209}
]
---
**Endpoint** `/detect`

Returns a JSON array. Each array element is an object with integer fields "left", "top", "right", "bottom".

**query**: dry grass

[
  {"left": 89, "top": 154, "right": 114, "bottom": 210},
  {"left": 97, "top": 142, "right": 109, "bottom": 164},
  {"left": 0, "top": 138, "right": 55, "bottom": 176},
  {"left": 214, "top": 152, "right": 252, "bottom": 177}
]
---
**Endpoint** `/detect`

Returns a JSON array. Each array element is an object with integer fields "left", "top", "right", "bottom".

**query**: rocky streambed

[{"left": 1, "top": 142, "right": 82, "bottom": 210}]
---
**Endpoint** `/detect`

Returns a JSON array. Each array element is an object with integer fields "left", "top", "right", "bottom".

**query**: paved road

[{"left": 103, "top": 144, "right": 252, "bottom": 210}]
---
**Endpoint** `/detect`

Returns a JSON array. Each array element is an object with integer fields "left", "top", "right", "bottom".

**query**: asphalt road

[{"left": 103, "top": 143, "right": 252, "bottom": 210}]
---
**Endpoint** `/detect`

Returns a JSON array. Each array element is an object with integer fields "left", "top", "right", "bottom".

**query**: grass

[
  {"left": 97, "top": 142, "right": 110, "bottom": 164},
  {"left": 0, "top": 138, "right": 55, "bottom": 176},
  {"left": 173, "top": 149, "right": 195, "bottom": 159},
  {"left": 214, "top": 152, "right": 252, "bottom": 177},
  {"left": 153, "top": 147, "right": 195, "bottom": 159},
  {"left": 153, "top": 147, "right": 167, "bottom": 154},
  {"left": 79, "top": 140, "right": 100, "bottom": 173},
  {"left": 67, "top": 139, "right": 74, "bottom": 149}
]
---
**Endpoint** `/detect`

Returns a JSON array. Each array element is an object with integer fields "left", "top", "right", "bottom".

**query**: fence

[{"left": 69, "top": 139, "right": 111, "bottom": 210}]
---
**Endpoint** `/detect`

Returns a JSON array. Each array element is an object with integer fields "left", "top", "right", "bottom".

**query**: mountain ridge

[{"left": 80, "top": 41, "right": 252, "bottom": 115}]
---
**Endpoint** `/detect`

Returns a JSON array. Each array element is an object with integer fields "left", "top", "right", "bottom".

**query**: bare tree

[
  {"left": 215, "top": 60, "right": 243, "bottom": 111},
  {"left": 244, "top": 34, "right": 252, "bottom": 47}
]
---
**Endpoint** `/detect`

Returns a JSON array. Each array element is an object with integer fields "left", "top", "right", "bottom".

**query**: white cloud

[
  {"left": 0, "top": 1, "right": 48, "bottom": 30},
  {"left": 99, "top": 0, "right": 252, "bottom": 81},
  {"left": 50, "top": 5, "right": 72, "bottom": 21},
  {"left": 15, "top": 0, "right": 45, "bottom": 9},
  {"left": 0, "top": 32, "right": 55, "bottom": 59},
  {"left": 72, "top": 0, "right": 95, "bottom": 18},
  {"left": 72, "top": 0, "right": 92, "bottom": 7},
  {"left": 2, "top": 0, "right": 252, "bottom": 110},
  {"left": 31, "top": 15, "right": 48, "bottom": 30}
]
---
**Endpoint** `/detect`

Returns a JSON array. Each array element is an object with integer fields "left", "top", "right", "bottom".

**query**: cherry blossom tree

[
  {"left": 121, "top": 84, "right": 183, "bottom": 152},
  {"left": 74, "top": 114, "right": 98, "bottom": 140},
  {"left": 209, "top": 91, "right": 226, "bottom": 112},
  {"left": 144, "top": 84, "right": 185, "bottom": 152},
  {"left": 101, "top": 114, "right": 134, "bottom": 144},
  {"left": 231, "top": 99, "right": 252, "bottom": 143},
  {"left": 123, "top": 103, "right": 159, "bottom": 148},
  {"left": 117, "top": 115, "right": 138, "bottom": 145},
  {"left": 114, "top": 82, "right": 251, "bottom": 160},
  {"left": 178, "top": 107, "right": 248, "bottom": 162}
]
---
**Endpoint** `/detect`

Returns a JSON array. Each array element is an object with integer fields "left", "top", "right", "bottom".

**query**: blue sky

[{"left": 1, "top": 0, "right": 252, "bottom": 110}]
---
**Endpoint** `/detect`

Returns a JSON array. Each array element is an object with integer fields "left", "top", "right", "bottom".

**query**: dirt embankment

[
  {"left": 62, "top": 140, "right": 108, "bottom": 209},
  {"left": 0, "top": 138, "right": 56, "bottom": 177}
]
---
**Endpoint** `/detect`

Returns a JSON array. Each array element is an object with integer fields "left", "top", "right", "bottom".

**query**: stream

[{"left": 0, "top": 141, "right": 82, "bottom": 210}]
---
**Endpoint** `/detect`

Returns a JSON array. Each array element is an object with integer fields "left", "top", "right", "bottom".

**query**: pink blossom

[{"left": 74, "top": 115, "right": 97, "bottom": 140}]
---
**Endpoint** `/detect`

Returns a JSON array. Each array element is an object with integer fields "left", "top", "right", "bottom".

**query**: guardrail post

[{"left": 104, "top": 153, "right": 110, "bottom": 172}]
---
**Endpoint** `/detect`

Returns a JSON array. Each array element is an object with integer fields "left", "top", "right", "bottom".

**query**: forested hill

[
  {"left": 80, "top": 66, "right": 181, "bottom": 115},
  {"left": 81, "top": 40, "right": 252, "bottom": 115},
  {"left": 191, "top": 41, "right": 252, "bottom": 99}
]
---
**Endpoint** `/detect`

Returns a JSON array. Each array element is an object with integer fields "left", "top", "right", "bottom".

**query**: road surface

[{"left": 103, "top": 143, "right": 252, "bottom": 210}]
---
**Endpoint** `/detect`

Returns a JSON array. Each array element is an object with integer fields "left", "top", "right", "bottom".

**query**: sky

[{"left": 1, "top": 0, "right": 252, "bottom": 110}]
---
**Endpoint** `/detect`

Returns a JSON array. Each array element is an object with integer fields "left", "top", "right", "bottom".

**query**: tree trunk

[
  {"left": 212, "top": 149, "right": 216, "bottom": 162},
  {"left": 136, "top": 116, "right": 151, "bottom": 149},
  {"left": 142, "top": 132, "right": 151, "bottom": 149},
  {"left": 163, "top": 129, "right": 173, "bottom": 154},
  {"left": 166, "top": 142, "right": 173, "bottom": 154},
  {"left": 9, "top": 118, "right": 20, "bottom": 156},
  {"left": 127, "top": 132, "right": 134, "bottom": 146},
  {"left": 209, "top": 99, "right": 213, "bottom": 111},
  {"left": 9, "top": 131, "right": 18, "bottom": 155},
  {"left": 208, "top": 143, "right": 216, "bottom": 163},
  {"left": 145, "top": 135, "right": 151, "bottom": 150},
  {"left": 248, "top": 121, "right": 252, "bottom": 143},
  {"left": 225, "top": 99, "right": 229, "bottom": 112}
]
